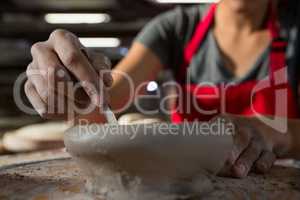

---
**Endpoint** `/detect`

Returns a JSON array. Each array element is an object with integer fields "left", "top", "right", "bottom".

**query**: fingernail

[
  {"left": 81, "top": 81, "right": 101, "bottom": 105},
  {"left": 237, "top": 164, "right": 246, "bottom": 175},
  {"left": 36, "top": 108, "right": 46, "bottom": 116},
  {"left": 56, "top": 69, "right": 65, "bottom": 78},
  {"left": 40, "top": 90, "right": 48, "bottom": 99},
  {"left": 106, "top": 74, "right": 113, "bottom": 86},
  {"left": 92, "top": 95, "right": 100, "bottom": 106}
]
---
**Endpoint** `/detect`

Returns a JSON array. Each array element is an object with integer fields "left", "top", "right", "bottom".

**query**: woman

[{"left": 25, "top": 0, "right": 300, "bottom": 177}]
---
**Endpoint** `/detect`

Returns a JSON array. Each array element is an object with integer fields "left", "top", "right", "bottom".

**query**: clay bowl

[{"left": 64, "top": 122, "right": 233, "bottom": 199}]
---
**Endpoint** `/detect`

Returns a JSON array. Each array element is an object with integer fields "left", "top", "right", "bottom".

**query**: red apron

[{"left": 171, "top": 3, "right": 299, "bottom": 123}]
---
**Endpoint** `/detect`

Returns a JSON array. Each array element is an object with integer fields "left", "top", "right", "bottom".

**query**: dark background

[{"left": 0, "top": 0, "right": 205, "bottom": 118}]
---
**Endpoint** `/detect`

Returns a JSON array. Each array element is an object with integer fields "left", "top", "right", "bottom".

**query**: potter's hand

[
  {"left": 218, "top": 115, "right": 289, "bottom": 178},
  {"left": 25, "top": 29, "right": 113, "bottom": 120}
]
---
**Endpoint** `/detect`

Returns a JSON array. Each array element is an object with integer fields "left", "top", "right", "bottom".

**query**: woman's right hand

[{"left": 25, "top": 29, "right": 113, "bottom": 121}]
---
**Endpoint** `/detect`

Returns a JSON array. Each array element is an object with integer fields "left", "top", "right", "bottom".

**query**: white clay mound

[{"left": 64, "top": 122, "right": 233, "bottom": 200}]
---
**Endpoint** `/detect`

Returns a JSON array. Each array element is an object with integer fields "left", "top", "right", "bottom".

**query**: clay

[
  {"left": 117, "top": 113, "right": 165, "bottom": 125},
  {"left": 0, "top": 140, "right": 7, "bottom": 154},
  {"left": 3, "top": 122, "right": 69, "bottom": 152},
  {"left": 13, "top": 122, "right": 70, "bottom": 141},
  {"left": 117, "top": 113, "right": 150, "bottom": 124},
  {"left": 123, "top": 118, "right": 164, "bottom": 125},
  {"left": 64, "top": 121, "right": 233, "bottom": 200}
]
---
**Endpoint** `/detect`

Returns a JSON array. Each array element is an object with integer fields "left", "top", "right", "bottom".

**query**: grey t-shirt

[{"left": 135, "top": 4, "right": 299, "bottom": 87}]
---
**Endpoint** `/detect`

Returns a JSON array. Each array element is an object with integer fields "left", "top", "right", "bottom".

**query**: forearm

[
  {"left": 109, "top": 42, "right": 163, "bottom": 112},
  {"left": 72, "top": 42, "right": 163, "bottom": 124}
]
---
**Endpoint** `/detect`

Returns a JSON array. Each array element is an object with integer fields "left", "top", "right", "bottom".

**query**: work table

[{"left": 0, "top": 150, "right": 299, "bottom": 199}]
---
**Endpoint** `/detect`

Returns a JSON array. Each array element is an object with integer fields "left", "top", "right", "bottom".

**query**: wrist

[{"left": 250, "top": 117, "right": 292, "bottom": 158}]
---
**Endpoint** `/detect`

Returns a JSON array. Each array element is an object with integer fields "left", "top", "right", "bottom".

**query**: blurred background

[
  {"left": 0, "top": 0, "right": 215, "bottom": 154},
  {"left": 1, "top": 2, "right": 300, "bottom": 192}
]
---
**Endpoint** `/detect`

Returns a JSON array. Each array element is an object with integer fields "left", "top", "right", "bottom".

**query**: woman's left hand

[{"left": 217, "top": 114, "right": 290, "bottom": 178}]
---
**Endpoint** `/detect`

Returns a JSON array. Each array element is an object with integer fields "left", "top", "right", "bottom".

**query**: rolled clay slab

[
  {"left": 3, "top": 122, "right": 70, "bottom": 152},
  {"left": 64, "top": 120, "right": 233, "bottom": 200},
  {"left": 0, "top": 140, "right": 6, "bottom": 154},
  {"left": 117, "top": 113, "right": 164, "bottom": 125}
]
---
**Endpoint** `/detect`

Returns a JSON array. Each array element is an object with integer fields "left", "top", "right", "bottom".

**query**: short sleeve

[
  {"left": 135, "top": 8, "right": 184, "bottom": 69},
  {"left": 135, "top": 6, "right": 206, "bottom": 70}
]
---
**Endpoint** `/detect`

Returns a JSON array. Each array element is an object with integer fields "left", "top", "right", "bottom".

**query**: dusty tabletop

[{"left": 0, "top": 157, "right": 299, "bottom": 200}]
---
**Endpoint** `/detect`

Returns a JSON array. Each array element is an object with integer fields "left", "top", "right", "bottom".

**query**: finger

[
  {"left": 232, "top": 139, "right": 263, "bottom": 178},
  {"left": 24, "top": 81, "right": 47, "bottom": 116},
  {"left": 90, "top": 53, "right": 113, "bottom": 87},
  {"left": 31, "top": 42, "right": 64, "bottom": 74},
  {"left": 215, "top": 117, "right": 251, "bottom": 176},
  {"left": 81, "top": 50, "right": 112, "bottom": 104},
  {"left": 26, "top": 62, "right": 48, "bottom": 103},
  {"left": 81, "top": 49, "right": 113, "bottom": 87},
  {"left": 255, "top": 151, "right": 276, "bottom": 174},
  {"left": 102, "top": 71, "right": 113, "bottom": 88},
  {"left": 218, "top": 151, "right": 235, "bottom": 177},
  {"left": 31, "top": 43, "right": 74, "bottom": 83},
  {"left": 49, "top": 31, "right": 104, "bottom": 106},
  {"left": 24, "top": 81, "right": 73, "bottom": 120},
  {"left": 217, "top": 120, "right": 237, "bottom": 176},
  {"left": 50, "top": 92, "right": 77, "bottom": 120},
  {"left": 31, "top": 42, "right": 73, "bottom": 99},
  {"left": 226, "top": 126, "right": 252, "bottom": 168}
]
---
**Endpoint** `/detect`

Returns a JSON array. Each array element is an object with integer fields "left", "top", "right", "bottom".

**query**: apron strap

[
  {"left": 183, "top": 4, "right": 217, "bottom": 65},
  {"left": 267, "top": 1, "right": 288, "bottom": 81},
  {"left": 177, "top": 4, "right": 217, "bottom": 83},
  {"left": 178, "top": 1, "right": 287, "bottom": 84}
]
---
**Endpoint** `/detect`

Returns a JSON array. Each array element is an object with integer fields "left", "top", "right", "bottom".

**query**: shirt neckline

[{"left": 208, "top": 30, "right": 271, "bottom": 83}]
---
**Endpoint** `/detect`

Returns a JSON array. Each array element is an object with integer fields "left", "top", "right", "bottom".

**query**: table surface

[{"left": 0, "top": 154, "right": 300, "bottom": 200}]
